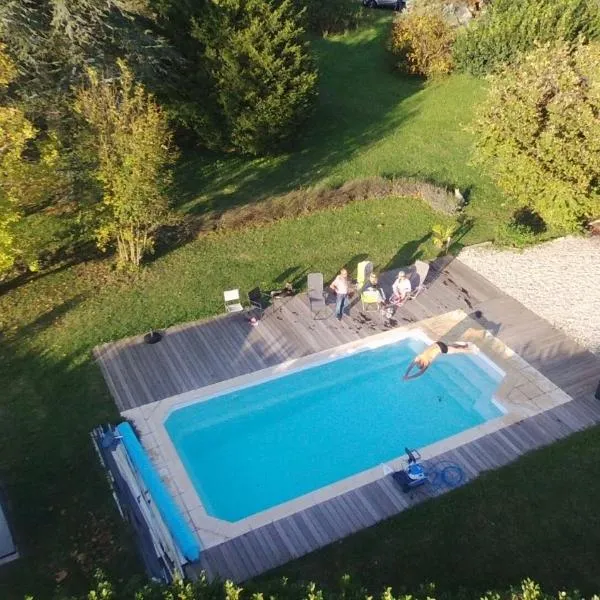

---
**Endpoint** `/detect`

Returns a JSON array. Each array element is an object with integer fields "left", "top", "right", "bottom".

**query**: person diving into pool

[{"left": 403, "top": 340, "right": 479, "bottom": 380}]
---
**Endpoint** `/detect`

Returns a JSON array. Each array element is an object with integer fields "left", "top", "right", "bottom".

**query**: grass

[
  {"left": 0, "top": 197, "right": 456, "bottom": 599},
  {"left": 264, "top": 428, "right": 600, "bottom": 596},
  {"left": 1, "top": 195, "right": 599, "bottom": 599},
  {"left": 173, "top": 14, "right": 507, "bottom": 243}
]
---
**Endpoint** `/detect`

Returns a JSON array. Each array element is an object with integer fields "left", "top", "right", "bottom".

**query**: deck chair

[
  {"left": 307, "top": 273, "right": 328, "bottom": 319},
  {"left": 224, "top": 289, "right": 244, "bottom": 314},
  {"left": 408, "top": 260, "right": 430, "bottom": 299},
  {"left": 361, "top": 288, "right": 385, "bottom": 315},
  {"left": 356, "top": 260, "right": 373, "bottom": 292},
  {"left": 248, "top": 287, "right": 268, "bottom": 316}
]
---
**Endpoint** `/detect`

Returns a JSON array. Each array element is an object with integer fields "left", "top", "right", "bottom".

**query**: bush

[
  {"left": 192, "top": 0, "right": 318, "bottom": 156},
  {"left": 453, "top": 0, "right": 600, "bottom": 75},
  {"left": 473, "top": 41, "right": 600, "bottom": 232},
  {"left": 297, "top": 0, "right": 363, "bottom": 36},
  {"left": 494, "top": 207, "right": 547, "bottom": 248},
  {"left": 37, "top": 573, "right": 600, "bottom": 600},
  {"left": 390, "top": 11, "right": 456, "bottom": 77}
]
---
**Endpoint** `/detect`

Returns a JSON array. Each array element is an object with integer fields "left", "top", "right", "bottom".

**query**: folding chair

[
  {"left": 307, "top": 273, "right": 329, "bottom": 319},
  {"left": 223, "top": 289, "right": 244, "bottom": 314},
  {"left": 248, "top": 287, "right": 269, "bottom": 317}
]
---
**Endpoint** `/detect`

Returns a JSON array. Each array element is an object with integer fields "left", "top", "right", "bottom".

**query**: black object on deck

[{"left": 144, "top": 330, "right": 162, "bottom": 344}]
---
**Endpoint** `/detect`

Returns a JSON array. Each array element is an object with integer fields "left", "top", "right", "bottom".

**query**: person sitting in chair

[
  {"left": 403, "top": 341, "right": 478, "bottom": 380},
  {"left": 390, "top": 271, "right": 412, "bottom": 305}
]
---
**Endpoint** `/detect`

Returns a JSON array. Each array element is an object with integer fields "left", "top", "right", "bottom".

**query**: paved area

[{"left": 460, "top": 236, "right": 600, "bottom": 355}]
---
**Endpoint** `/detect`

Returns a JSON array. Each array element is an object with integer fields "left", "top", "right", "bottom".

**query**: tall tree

[
  {"left": 74, "top": 61, "right": 177, "bottom": 267},
  {"left": 0, "top": 43, "right": 63, "bottom": 276},
  {"left": 193, "top": 0, "right": 317, "bottom": 155},
  {"left": 474, "top": 41, "right": 600, "bottom": 232},
  {"left": 0, "top": 0, "right": 183, "bottom": 123}
]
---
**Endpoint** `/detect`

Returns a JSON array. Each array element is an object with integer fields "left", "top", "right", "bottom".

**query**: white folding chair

[{"left": 224, "top": 289, "right": 244, "bottom": 314}]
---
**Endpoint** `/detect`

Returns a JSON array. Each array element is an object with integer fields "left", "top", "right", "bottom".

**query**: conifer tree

[{"left": 193, "top": 0, "right": 317, "bottom": 155}]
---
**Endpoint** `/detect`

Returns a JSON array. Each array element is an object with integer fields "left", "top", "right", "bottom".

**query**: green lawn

[
  {"left": 263, "top": 428, "right": 600, "bottom": 596},
  {"left": 0, "top": 197, "right": 454, "bottom": 599},
  {"left": 174, "top": 15, "right": 506, "bottom": 242},
  {"left": 2, "top": 194, "right": 600, "bottom": 599}
]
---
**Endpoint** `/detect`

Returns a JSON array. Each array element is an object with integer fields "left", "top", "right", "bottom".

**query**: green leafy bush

[
  {"left": 494, "top": 208, "right": 547, "bottom": 248},
  {"left": 192, "top": 0, "right": 318, "bottom": 156},
  {"left": 297, "top": 0, "right": 363, "bottom": 36},
  {"left": 35, "top": 573, "right": 600, "bottom": 600},
  {"left": 390, "top": 11, "right": 456, "bottom": 77},
  {"left": 473, "top": 41, "right": 600, "bottom": 232},
  {"left": 453, "top": 0, "right": 600, "bottom": 75}
]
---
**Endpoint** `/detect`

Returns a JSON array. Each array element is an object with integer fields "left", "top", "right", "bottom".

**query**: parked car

[{"left": 362, "top": 0, "right": 405, "bottom": 10}]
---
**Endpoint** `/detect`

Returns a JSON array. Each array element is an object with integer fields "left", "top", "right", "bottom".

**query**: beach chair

[
  {"left": 356, "top": 260, "right": 373, "bottom": 291},
  {"left": 307, "top": 273, "right": 328, "bottom": 319},
  {"left": 224, "top": 289, "right": 244, "bottom": 314},
  {"left": 248, "top": 287, "right": 268, "bottom": 317},
  {"left": 361, "top": 288, "right": 385, "bottom": 315},
  {"left": 408, "top": 260, "right": 430, "bottom": 299}
]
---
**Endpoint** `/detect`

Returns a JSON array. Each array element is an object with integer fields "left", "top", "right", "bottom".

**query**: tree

[
  {"left": 192, "top": 0, "right": 318, "bottom": 155},
  {"left": 453, "top": 0, "right": 600, "bottom": 76},
  {"left": 0, "top": 43, "right": 63, "bottom": 276},
  {"left": 74, "top": 61, "right": 177, "bottom": 267},
  {"left": 473, "top": 41, "right": 600, "bottom": 232},
  {"left": 390, "top": 11, "right": 456, "bottom": 77},
  {"left": 0, "top": 0, "right": 184, "bottom": 124}
]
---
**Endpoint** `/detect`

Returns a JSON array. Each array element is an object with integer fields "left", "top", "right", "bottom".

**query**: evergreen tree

[
  {"left": 0, "top": 0, "right": 183, "bottom": 122},
  {"left": 193, "top": 0, "right": 317, "bottom": 155}
]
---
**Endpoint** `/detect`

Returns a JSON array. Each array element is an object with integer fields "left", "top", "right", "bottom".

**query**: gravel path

[{"left": 459, "top": 236, "right": 600, "bottom": 355}]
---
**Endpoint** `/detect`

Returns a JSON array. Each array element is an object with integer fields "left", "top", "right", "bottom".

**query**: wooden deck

[{"left": 94, "top": 257, "right": 600, "bottom": 582}]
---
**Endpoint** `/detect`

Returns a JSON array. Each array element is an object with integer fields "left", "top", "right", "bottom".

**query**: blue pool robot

[{"left": 392, "top": 448, "right": 428, "bottom": 493}]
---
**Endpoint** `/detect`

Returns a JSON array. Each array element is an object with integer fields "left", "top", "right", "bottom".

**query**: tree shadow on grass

[{"left": 0, "top": 337, "right": 140, "bottom": 599}]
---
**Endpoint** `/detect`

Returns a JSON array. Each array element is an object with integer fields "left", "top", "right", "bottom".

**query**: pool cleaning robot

[{"left": 392, "top": 448, "right": 428, "bottom": 493}]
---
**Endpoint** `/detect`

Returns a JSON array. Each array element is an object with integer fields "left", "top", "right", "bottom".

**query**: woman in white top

[
  {"left": 391, "top": 270, "right": 412, "bottom": 305},
  {"left": 330, "top": 268, "right": 349, "bottom": 320}
]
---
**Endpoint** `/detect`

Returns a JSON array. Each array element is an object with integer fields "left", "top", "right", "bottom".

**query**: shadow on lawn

[{"left": 0, "top": 332, "right": 140, "bottom": 599}]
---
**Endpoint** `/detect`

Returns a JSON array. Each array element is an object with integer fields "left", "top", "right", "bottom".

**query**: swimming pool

[{"left": 164, "top": 333, "right": 504, "bottom": 522}]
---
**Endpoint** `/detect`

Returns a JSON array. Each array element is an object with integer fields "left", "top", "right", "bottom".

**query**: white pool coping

[{"left": 122, "top": 312, "right": 573, "bottom": 550}]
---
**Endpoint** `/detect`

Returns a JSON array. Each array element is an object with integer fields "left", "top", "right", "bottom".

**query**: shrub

[
  {"left": 192, "top": 0, "right": 318, "bottom": 156},
  {"left": 453, "top": 0, "right": 600, "bottom": 75},
  {"left": 473, "top": 41, "right": 600, "bottom": 232},
  {"left": 34, "top": 573, "right": 600, "bottom": 600},
  {"left": 494, "top": 207, "right": 547, "bottom": 248},
  {"left": 74, "top": 61, "right": 178, "bottom": 268},
  {"left": 297, "top": 0, "right": 363, "bottom": 36},
  {"left": 390, "top": 11, "right": 456, "bottom": 77}
]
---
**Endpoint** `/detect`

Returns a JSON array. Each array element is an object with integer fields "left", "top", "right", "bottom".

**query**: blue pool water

[{"left": 165, "top": 336, "right": 504, "bottom": 522}]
